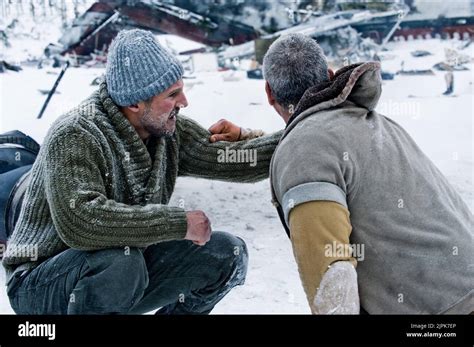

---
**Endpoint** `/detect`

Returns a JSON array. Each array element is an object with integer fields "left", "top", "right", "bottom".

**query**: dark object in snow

[
  {"left": 180, "top": 47, "right": 207, "bottom": 55},
  {"left": 0, "top": 130, "right": 40, "bottom": 246},
  {"left": 381, "top": 71, "right": 395, "bottom": 80},
  {"left": 433, "top": 62, "right": 469, "bottom": 71},
  {"left": 0, "top": 30, "right": 10, "bottom": 48},
  {"left": 398, "top": 69, "right": 435, "bottom": 76},
  {"left": 411, "top": 50, "right": 432, "bottom": 57},
  {"left": 443, "top": 71, "right": 454, "bottom": 95},
  {"left": 6, "top": 19, "right": 19, "bottom": 30},
  {"left": 52, "top": 56, "right": 62, "bottom": 68},
  {"left": 37, "top": 61, "right": 70, "bottom": 119},
  {"left": 91, "top": 75, "right": 104, "bottom": 86},
  {"left": 44, "top": 43, "right": 64, "bottom": 58},
  {"left": 38, "top": 89, "right": 61, "bottom": 95},
  {"left": 1, "top": 60, "right": 22, "bottom": 72},
  {"left": 247, "top": 68, "right": 263, "bottom": 80}
]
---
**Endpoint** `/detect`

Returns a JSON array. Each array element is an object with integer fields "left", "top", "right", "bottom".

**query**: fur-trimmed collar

[{"left": 286, "top": 62, "right": 382, "bottom": 131}]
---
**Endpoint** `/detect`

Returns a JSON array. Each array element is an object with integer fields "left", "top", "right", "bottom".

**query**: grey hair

[{"left": 263, "top": 33, "right": 329, "bottom": 110}]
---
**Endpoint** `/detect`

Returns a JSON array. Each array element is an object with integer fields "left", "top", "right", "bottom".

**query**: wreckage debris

[
  {"left": 90, "top": 76, "right": 105, "bottom": 86},
  {"left": 0, "top": 61, "right": 22, "bottom": 73},
  {"left": 398, "top": 69, "right": 435, "bottom": 76},
  {"left": 247, "top": 69, "right": 263, "bottom": 80},
  {"left": 381, "top": 71, "right": 395, "bottom": 80},
  {"left": 433, "top": 62, "right": 469, "bottom": 71},
  {"left": 411, "top": 50, "right": 432, "bottom": 57},
  {"left": 38, "top": 89, "right": 61, "bottom": 95}
]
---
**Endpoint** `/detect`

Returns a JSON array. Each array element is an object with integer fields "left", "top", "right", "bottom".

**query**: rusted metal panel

[{"left": 59, "top": 0, "right": 259, "bottom": 57}]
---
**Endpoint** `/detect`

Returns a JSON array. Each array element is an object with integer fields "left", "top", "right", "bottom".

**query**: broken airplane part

[{"left": 46, "top": 0, "right": 474, "bottom": 67}]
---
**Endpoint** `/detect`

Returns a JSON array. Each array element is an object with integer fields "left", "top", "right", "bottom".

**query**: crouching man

[
  {"left": 263, "top": 34, "right": 473, "bottom": 314},
  {"left": 2, "top": 29, "right": 281, "bottom": 314}
]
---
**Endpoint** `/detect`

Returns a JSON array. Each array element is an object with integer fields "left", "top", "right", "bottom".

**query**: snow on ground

[{"left": 0, "top": 35, "right": 472, "bottom": 314}]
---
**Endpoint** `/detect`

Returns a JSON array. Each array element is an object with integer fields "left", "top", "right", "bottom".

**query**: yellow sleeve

[{"left": 289, "top": 200, "right": 357, "bottom": 307}]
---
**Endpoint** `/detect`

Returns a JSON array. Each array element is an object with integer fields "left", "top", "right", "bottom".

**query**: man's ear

[
  {"left": 328, "top": 68, "right": 335, "bottom": 80},
  {"left": 126, "top": 104, "right": 141, "bottom": 113},
  {"left": 265, "top": 81, "right": 275, "bottom": 106}
]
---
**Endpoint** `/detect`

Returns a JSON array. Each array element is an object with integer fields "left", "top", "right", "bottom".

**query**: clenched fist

[
  {"left": 208, "top": 119, "right": 241, "bottom": 143},
  {"left": 185, "top": 210, "right": 212, "bottom": 246}
]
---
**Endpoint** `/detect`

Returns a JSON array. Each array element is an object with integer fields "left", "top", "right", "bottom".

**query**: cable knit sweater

[{"left": 3, "top": 82, "right": 281, "bottom": 280}]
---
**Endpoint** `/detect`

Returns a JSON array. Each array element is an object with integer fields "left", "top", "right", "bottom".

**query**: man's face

[{"left": 140, "top": 80, "right": 188, "bottom": 138}]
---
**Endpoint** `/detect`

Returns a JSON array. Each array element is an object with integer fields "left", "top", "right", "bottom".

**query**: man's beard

[{"left": 141, "top": 106, "right": 179, "bottom": 138}]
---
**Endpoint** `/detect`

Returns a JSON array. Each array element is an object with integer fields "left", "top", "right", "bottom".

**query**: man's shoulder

[
  {"left": 276, "top": 113, "right": 343, "bottom": 157},
  {"left": 43, "top": 92, "right": 103, "bottom": 148}
]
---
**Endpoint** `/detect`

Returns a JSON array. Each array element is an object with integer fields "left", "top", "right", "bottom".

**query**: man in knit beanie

[{"left": 3, "top": 29, "right": 282, "bottom": 314}]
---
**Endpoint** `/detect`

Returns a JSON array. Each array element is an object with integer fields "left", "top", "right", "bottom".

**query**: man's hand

[
  {"left": 208, "top": 119, "right": 241, "bottom": 143},
  {"left": 185, "top": 210, "right": 212, "bottom": 246},
  {"left": 312, "top": 261, "right": 360, "bottom": 314}
]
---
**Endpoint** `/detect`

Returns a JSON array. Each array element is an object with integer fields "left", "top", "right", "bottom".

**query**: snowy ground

[{"left": 0, "top": 36, "right": 472, "bottom": 314}]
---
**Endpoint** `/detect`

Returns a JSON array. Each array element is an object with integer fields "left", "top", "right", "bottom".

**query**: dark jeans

[{"left": 7, "top": 231, "right": 248, "bottom": 314}]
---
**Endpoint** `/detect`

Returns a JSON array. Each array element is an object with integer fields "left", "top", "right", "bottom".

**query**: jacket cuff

[{"left": 282, "top": 182, "right": 347, "bottom": 226}]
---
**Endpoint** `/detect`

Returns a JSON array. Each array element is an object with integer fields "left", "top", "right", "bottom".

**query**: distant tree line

[{"left": 0, "top": 0, "right": 90, "bottom": 25}]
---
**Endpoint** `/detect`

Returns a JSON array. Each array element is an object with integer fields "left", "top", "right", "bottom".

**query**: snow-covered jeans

[{"left": 6, "top": 231, "right": 248, "bottom": 314}]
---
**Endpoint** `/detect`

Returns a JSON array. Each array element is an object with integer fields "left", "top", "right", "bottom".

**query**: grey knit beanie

[{"left": 105, "top": 29, "right": 184, "bottom": 106}]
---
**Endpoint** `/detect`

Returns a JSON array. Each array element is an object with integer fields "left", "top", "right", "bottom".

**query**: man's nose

[{"left": 177, "top": 93, "right": 188, "bottom": 108}]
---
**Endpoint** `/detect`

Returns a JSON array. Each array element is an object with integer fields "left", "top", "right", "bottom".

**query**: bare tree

[
  {"left": 60, "top": 0, "right": 67, "bottom": 27},
  {"left": 0, "top": 0, "right": 5, "bottom": 19},
  {"left": 29, "top": 0, "right": 35, "bottom": 19},
  {"left": 73, "top": 0, "right": 79, "bottom": 18},
  {"left": 4, "top": 0, "right": 12, "bottom": 18},
  {"left": 41, "top": 0, "right": 46, "bottom": 17},
  {"left": 15, "top": 0, "right": 24, "bottom": 16}
]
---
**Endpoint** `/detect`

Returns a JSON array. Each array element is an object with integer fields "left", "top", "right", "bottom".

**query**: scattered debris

[
  {"left": 0, "top": 30, "right": 10, "bottom": 48},
  {"left": 0, "top": 61, "right": 22, "bottom": 72},
  {"left": 398, "top": 69, "right": 435, "bottom": 76},
  {"left": 38, "top": 89, "right": 61, "bottom": 95},
  {"left": 247, "top": 68, "right": 263, "bottom": 80},
  {"left": 37, "top": 61, "right": 70, "bottom": 119},
  {"left": 444, "top": 48, "right": 472, "bottom": 66},
  {"left": 381, "top": 71, "right": 395, "bottom": 80},
  {"left": 443, "top": 71, "right": 454, "bottom": 95},
  {"left": 246, "top": 223, "right": 255, "bottom": 231},
  {"left": 433, "top": 62, "right": 469, "bottom": 71},
  {"left": 431, "top": 48, "right": 472, "bottom": 72},
  {"left": 411, "top": 50, "right": 431, "bottom": 57},
  {"left": 90, "top": 76, "right": 104, "bottom": 86}
]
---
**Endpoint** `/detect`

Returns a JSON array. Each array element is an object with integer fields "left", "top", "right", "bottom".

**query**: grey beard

[{"left": 141, "top": 107, "right": 178, "bottom": 138}]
